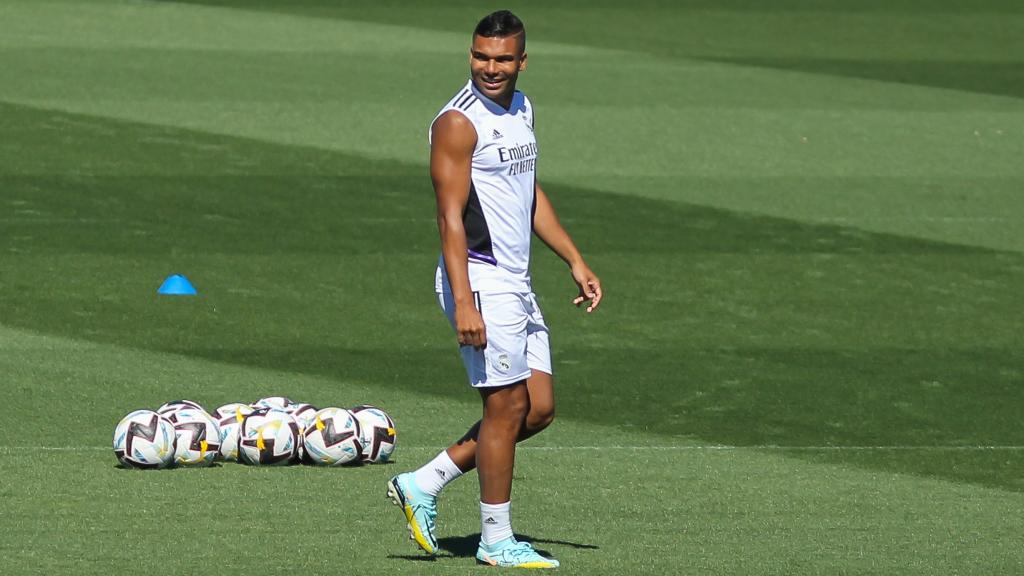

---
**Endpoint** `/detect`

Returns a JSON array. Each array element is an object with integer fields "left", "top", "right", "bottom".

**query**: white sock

[
  {"left": 413, "top": 450, "right": 464, "bottom": 497},
  {"left": 480, "top": 501, "right": 513, "bottom": 546}
]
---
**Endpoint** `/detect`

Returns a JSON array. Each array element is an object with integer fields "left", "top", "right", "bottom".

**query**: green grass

[{"left": 1, "top": 0, "right": 1023, "bottom": 574}]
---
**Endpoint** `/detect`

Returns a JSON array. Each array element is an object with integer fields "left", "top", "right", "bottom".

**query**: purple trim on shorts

[{"left": 467, "top": 250, "right": 497, "bottom": 266}]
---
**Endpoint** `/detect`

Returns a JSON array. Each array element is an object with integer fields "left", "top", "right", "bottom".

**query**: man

[{"left": 387, "top": 10, "right": 602, "bottom": 569}]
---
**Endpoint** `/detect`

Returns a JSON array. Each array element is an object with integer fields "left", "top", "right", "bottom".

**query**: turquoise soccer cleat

[
  {"left": 386, "top": 472, "right": 438, "bottom": 554},
  {"left": 476, "top": 537, "right": 560, "bottom": 569}
]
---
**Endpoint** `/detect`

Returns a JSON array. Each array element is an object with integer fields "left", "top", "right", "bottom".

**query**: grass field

[{"left": 1, "top": 0, "right": 1023, "bottom": 574}]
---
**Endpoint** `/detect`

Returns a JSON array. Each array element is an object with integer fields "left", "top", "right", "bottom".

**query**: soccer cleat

[
  {"left": 476, "top": 538, "right": 560, "bottom": 569},
  {"left": 386, "top": 472, "right": 438, "bottom": 554}
]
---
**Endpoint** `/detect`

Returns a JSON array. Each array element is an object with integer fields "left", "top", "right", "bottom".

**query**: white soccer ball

[
  {"left": 213, "top": 402, "right": 253, "bottom": 421},
  {"left": 239, "top": 408, "right": 300, "bottom": 466},
  {"left": 166, "top": 408, "right": 221, "bottom": 467},
  {"left": 113, "top": 410, "right": 176, "bottom": 469},
  {"left": 287, "top": 403, "right": 318, "bottom": 432},
  {"left": 351, "top": 405, "right": 396, "bottom": 464},
  {"left": 214, "top": 403, "right": 254, "bottom": 461},
  {"left": 302, "top": 408, "right": 362, "bottom": 466},
  {"left": 251, "top": 396, "right": 292, "bottom": 411},
  {"left": 286, "top": 403, "right": 318, "bottom": 461},
  {"left": 156, "top": 399, "right": 204, "bottom": 415}
]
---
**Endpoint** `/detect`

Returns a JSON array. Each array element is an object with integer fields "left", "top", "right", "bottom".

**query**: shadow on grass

[
  {"left": 3, "top": 103, "right": 1024, "bottom": 493},
  {"left": 431, "top": 533, "right": 594, "bottom": 559},
  {"left": 167, "top": 1, "right": 1024, "bottom": 101},
  {"left": 709, "top": 57, "right": 1024, "bottom": 100},
  {"left": 114, "top": 462, "right": 224, "bottom": 470},
  {"left": 386, "top": 553, "right": 437, "bottom": 562},
  {"left": 384, "top": 536, "right": 535, "bottom": 563}
]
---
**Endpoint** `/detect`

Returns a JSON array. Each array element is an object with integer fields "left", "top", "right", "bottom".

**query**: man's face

[{"left": 469, "top": 33, "right": 527, "bottom": 105}]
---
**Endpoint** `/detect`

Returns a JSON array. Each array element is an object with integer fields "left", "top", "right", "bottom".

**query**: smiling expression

[{"left": 469, "top": 33, "right": 527, "bottom": 110}]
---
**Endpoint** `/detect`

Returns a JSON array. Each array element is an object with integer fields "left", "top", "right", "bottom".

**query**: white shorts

[{"left": 438, "top": 291, "right": 552, "bottom": 388}]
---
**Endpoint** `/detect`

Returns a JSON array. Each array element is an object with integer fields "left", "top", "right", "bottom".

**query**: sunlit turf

[{"left": 1, "top": 0, "right": 1023, "bottom": 574}]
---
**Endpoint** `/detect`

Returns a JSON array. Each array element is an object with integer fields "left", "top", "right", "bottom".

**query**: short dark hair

[{"left": 474, "top": 10, "right": 526, "bottom": 47}]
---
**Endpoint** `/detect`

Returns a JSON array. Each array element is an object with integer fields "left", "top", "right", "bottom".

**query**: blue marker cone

[{"left": 157, "top": 274, "right": 198, "bottom": 296}]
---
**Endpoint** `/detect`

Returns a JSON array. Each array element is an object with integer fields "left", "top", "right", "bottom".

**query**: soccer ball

[
  {"left": 213, "top": 402, "right": 253, "bottom": 421},
  {"left": 351, "top": 405, "right": 396, "bottom": 464},
  {"left": 252, "top": 396, "right": 292, "bottom": 411},
  {"left": 239, "top": 408, "right": 300, "bottom": 466},
  {"left": 166, "top": 408, "right": 221, "bottom": 467},
  {"left": 113, "top": 410, "right": 176, "bottom": 469},
  {"left": 156, "top": 399, "right": 204, "bottom": 415},
  {"left": 302, "top": 408, "right": 362, "bottom": 466},
  {"left": 214, "top": 403, "right": 254, "bottom": 461},
  {"left": 286, "top": 403, "right": 318, "bottom": 461},
  {"left": 287, "top": 403, "right": 318, "bottom": 432}
]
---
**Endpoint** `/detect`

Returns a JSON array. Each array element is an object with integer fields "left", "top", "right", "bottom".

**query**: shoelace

[{"left": 506, "top": 542, "right": 542, "bottom": 561}]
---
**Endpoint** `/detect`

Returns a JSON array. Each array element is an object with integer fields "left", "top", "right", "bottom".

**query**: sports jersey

[{"left": 432, "top": 79, "right": 538, "bottom": 294}]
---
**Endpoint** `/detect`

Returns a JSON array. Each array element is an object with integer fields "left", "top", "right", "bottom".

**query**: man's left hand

[{"left": 570, "top": 264, "right": 602, "bottom": 313}]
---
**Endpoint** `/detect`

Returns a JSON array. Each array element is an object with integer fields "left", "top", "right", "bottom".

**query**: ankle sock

[
  {"left": 480, "top": 500, "right": 513, "bottom": 546},
  {"left": 413, "top": 450, "right": 463, "bottom": 497}
]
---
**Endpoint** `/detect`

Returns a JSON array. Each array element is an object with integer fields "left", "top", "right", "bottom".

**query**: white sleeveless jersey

[{"left": 432, "top": 79, "right": 538, "bottom": 294}]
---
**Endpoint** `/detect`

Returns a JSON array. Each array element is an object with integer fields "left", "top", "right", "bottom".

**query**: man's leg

[
  {"left": 389, "top": 291, "right": 557, "bottom": 561},
  {"left": 473, "top": 375, "right": 559, "bottom": 568},
  {"left": 474, "top": 385, "right": 521, "bottom": 555},
  {"left": 446, "top": 370, "right": 554, "bottom": 472},
  {"left": 476, "top": 380, "right": 529, "bottom": 503},
  {"left": 405, "top": 371, "right": 552, "bottom": 503},
  {"left": 389, "top": 372, "right": 559, "bottom": 564}
]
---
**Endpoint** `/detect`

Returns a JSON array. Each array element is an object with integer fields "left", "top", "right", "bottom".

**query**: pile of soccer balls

[{"left": 113, "top": 396, "right": 396, "bottom": 469}]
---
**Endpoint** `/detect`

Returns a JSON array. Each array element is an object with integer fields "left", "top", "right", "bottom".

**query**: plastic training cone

[{"left": 157, "top": 274, "right": 198, "bottom": 296}]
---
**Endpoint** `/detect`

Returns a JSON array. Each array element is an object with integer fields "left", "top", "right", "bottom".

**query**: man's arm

[
  {"left": 533, "top": 182, "right": 603, "bottom": 312},
  {"left": 431, "top": 110, "right": 487, "bottom": 347}
]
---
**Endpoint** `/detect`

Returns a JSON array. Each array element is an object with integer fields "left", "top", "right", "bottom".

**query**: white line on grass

[
  {"left": 817, "top": 217, "right": 1018, "bottom": 223},
  {"left": 3, "top": 445, "right": 1023, "bottom": 452},
  {"left": 515, "top": 445, "right": 1024, "bottom": 451},
  {"left": 0, "top": 218, "right": 122, "bottom": 224}
]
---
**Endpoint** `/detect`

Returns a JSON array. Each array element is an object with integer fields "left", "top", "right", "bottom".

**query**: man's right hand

[{"left": 455, "top": 300, "right": 487, "bottom": 349}]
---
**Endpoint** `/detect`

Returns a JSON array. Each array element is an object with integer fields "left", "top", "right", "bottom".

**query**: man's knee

[
  {"left": 483, "top": 382, "right": 530, "bottom": 423},
  {"left": 526, "top": 403, "right": 555, "bottom": 432}
]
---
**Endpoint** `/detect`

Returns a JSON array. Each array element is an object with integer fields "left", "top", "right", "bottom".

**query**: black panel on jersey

[
  {"left": 463, "top": 181, "right": 496, "bottom": 265},
  {"left": 530, "top": 175, "right": 537, "bottom": 231},
  {"left": 529, "top": 104, "right": 537, "bottom": 230}
]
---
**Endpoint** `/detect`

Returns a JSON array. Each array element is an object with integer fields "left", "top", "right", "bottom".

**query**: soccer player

[{"left": 387, "top": 10, "right": 602, "bottom": 569}]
